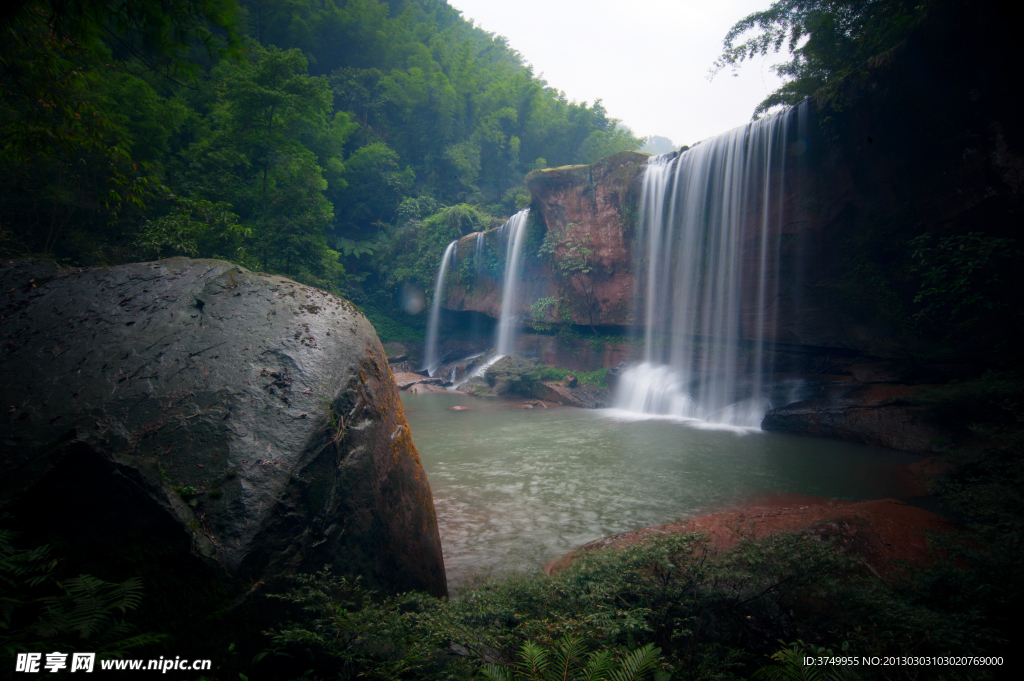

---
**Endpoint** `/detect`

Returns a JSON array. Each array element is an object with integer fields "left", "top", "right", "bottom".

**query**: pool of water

[{"left": 401, "top": 393, "right": 923, "bottom": 583}]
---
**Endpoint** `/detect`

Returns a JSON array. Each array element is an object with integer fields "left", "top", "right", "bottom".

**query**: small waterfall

[
  {"left": 495, "top": 208, "right": 530, "bottom": 355},
  {"left": 474, "top": 231, "right": 486, "bottom": 273},
  {"left": 465, "top": 231, "right": 487, "bottom": 348},
  {"left": 615, "top": 104, "right": 805, "bottom": 427},
  {"left": 423, "top": 240, "right": 458, "bottom": 375}
]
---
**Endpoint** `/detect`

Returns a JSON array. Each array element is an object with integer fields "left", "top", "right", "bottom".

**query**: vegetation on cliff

[{"left": 710, "top": 0, "right": 1024, "bottom": 373}]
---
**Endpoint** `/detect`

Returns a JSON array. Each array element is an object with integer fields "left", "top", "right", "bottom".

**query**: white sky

[{"left": 449, "top": 0, "right": 785, "bottom": 147}]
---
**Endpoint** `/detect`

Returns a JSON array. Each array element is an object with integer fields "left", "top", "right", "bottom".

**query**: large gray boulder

[{"left": 0, "top": 258, "right": 447, "bottom": 597}]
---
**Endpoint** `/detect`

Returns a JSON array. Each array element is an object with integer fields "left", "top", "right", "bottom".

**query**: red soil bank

[{"left": 547, "top": 494, "right": 964, "bottom": 579}]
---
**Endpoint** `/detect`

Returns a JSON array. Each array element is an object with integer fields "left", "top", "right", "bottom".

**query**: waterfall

[
  {"left": 474, "top": 230, "right": 486, "bottom": 273},
  {"left": 423, "top": 240, "right": 458, "bottom": 375},
  {"left": 615, "top": 104, "right": 804, "bottom": 427},
  {"left": 495, "top": 208, "right": 530, "bottom": 356}
]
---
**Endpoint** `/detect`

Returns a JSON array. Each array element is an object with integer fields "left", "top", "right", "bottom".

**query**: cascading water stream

[
  {"left": 424, "top": 210, "right": 530, "bottom": 385},
  {"left": 474, "top": 230, "right": 486, "bottom": 273},
  {"left": 448, "top": 208, "right": 531, "bottom": 389},
  {"left": 495, "top": 208, "right": 530, "bottom": 356},
  {"left": 422, "top": 240, "right": 458, "bottom": 376},
  {"left": 615, "top": 103, "right": 805, "bottom": 427}
]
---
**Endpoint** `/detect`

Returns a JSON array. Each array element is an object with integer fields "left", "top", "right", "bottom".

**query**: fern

[
  {"left": 482, "top": 662, "right": 516, "bottom": 681},
  {"left": 1, "top": 529, "right": 58, "bottom": 643},
  {"left": 1, "top": 529, "right": 165, "bottom": 656},
  {"left": 482, "top": 638, "right": 666, "bottom": 681},
  {"left": 550, "top": 637, "right": 587, "bottom": 681},
  {"left": 753, "top": 641, "right": 859, "bottom": 681},
  {"left": 610, "top": 643, "right": 661, "bottom": 681},
  {"left": 34, "top": 575, "right": 145, "bottom": 640},
  {"left": 580, "top": 650, "right": 616, "bottom": 681},
  {"left": 520, "top": 641, "right": 550, "bottom": 681}
]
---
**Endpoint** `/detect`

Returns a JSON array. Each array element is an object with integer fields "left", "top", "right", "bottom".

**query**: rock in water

[
  {"left": 0, "top": 258, "right": 447, "bottom": 598},
  {"left": 533, "top": 381, "right": 612, "bottom": 409},
  {"left": 606, "top": 360, "right": 638, "bottom": 393},
  {"left": 484, "top": 355, "right": 537, "bottom": 395}
]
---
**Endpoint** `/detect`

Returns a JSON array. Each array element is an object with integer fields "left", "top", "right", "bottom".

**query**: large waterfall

[
  {"left": 423, "top": 240, "right": 458, "bottom": 375},
  {"left": 495, "top": 208, "right": 530, "bottom": 355},
  {"left": 615, "top": 104, "right": 806, "bottom": 427}
]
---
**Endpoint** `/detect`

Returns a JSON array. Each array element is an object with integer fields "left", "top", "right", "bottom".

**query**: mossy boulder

[
  {"left": 484, "top": 356, "right": 538, "bottom": 395},
  {"left": 460, "top": 375, "right": 493, "bottom": 396}
]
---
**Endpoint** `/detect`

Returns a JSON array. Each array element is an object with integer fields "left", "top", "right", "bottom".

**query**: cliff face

[
  {"left": 441, "top": 0, "right": 1023, "bottom": 367},
  {"left": 0, "top": 258, "right": 447, "bottom": 598},
  {"left": 443, "top": 152, "right": 647, "bottom": 328},
  {"left": 762, "top": 0, "right": 1024, "bottom": 357},
  {"left": 524, "top": 151, "right": 646, "bottom": 327}
]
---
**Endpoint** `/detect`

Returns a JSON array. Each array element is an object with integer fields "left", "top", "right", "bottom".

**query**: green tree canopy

[
  {"left": 711, "top": 0, "right": 925, "bottom": 117},
  {"left": 1, "top": 0, "right": 643, "bottom": 326}
]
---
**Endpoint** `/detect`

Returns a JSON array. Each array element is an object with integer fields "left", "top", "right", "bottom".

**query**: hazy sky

[{"left": 449, "top": 0, "right": 785, "bottom": 147}]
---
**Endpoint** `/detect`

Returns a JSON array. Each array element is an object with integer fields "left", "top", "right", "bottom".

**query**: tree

[
  {"left": 135, "top": 195, "right": 248, "bottom": 260},
  {"left": 1, "top": 0, "right": 240, "bottom": 162},
  {"left": 711, "top": 0, "right": 925, "bottom": 117},
  {"left": 1, "top": 0, "right": 647, "bottom": 333},
  {"left": 336, "top": 141, "right": 414, "bottom": 234},
  {"left": 172, "top": 44, "right": 344, "bottom": 285},
  {"left": 0, "top": 0, "right": 240, "bottom": 261},
  {"left": 579, "top": 124, "right": 643, "bottom": 164}
]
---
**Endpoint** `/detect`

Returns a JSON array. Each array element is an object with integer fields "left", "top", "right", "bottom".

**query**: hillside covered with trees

[{"left": 0, "top": 0, "right": 641, "bottom": 334}]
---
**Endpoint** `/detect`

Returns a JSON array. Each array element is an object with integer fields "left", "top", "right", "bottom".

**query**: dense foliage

[
  {"left": 254, "top": 530, "right": 1003, "bottom": 680},
  {"left": 0, "top": 0, "right": 641, "bottom": 329},
  {"left": 712, "top": 0, "right": 927, "bottom": 116}
]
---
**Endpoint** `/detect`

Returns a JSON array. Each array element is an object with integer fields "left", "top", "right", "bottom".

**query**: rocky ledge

[{"left": 761, "top": 361, "right": 956, "bottom": 453}]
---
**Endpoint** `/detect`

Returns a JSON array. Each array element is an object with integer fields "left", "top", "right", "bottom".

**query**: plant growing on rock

[
  {"left": 485, "top": 356, "right": 539, "bottom": 395},
  {"left": 540, "top": 225, "right": 600, "bottom": 332},
  {"left": 910, "top": 232, "right": 1022, "bottom": 340},
  {"left": 530, "top": 296, "right": 560, "bottom": 323}
]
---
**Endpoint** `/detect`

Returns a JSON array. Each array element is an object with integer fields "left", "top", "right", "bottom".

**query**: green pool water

[{"left": 401, "top": 393, "right": 923, "bottom": 583}]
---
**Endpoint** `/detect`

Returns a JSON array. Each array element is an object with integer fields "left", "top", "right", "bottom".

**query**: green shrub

[
  {"left": 262, "top": 531, "right": 994, "bottom": 680},
  {"left": 359, "top": 304, "right": 426, "bottom": 343}
]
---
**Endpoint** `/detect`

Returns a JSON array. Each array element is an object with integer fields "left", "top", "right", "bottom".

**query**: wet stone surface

[{"left": 0, "top": 257, "right": 446, "bottom": 597}]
